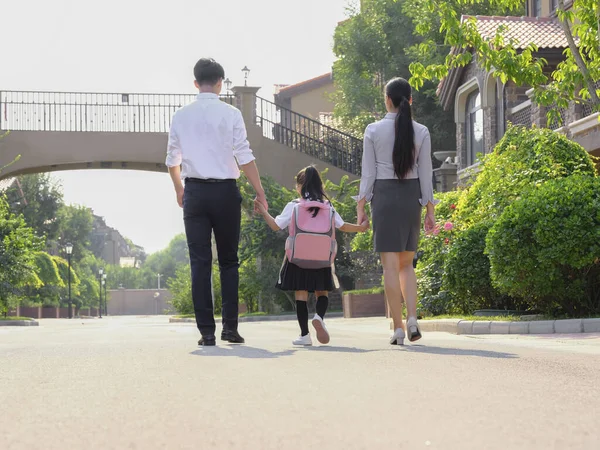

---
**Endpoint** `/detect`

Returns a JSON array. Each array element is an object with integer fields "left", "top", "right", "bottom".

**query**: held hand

[
  {"left": 254, "top": 194, "right": 268, "bottom": 214},
  {"left": 357, "top": 207, "right": 368, "bottom": 227},
  {"left": 254, "top": 198, "right": 267, "bottom": 215},
  {"left": 424, "top": 211, "right": 436, "bottom": 234},
  {"left": 358, "top": 219, "right": 370, "bottom": 233}
]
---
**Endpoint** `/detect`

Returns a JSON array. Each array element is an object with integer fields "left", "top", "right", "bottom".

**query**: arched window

[{"left": 466, "top": 91, "right": 483, "bottom": 165}]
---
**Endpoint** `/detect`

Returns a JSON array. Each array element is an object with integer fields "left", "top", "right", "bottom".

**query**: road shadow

[
  {"left": 309, "top": 346, "right": 387, "bottom": 354},
  {"left": 190, "top": 345, "right": 297, "bottom": 359},
  {"left": 404, "top": 345, "right": 517, "bottom": 359}
]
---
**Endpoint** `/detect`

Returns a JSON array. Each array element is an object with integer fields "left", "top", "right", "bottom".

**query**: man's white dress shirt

[{"left": 165, "top": 93, "right": 255, "bottom": 180}]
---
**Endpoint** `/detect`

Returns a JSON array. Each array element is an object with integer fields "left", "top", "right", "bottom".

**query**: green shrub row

[{"left": 417, "top": 125, "right": 599, "bottom": 318}]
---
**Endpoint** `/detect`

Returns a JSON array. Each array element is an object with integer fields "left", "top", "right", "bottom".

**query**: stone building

[
  {"left": 436, "top": 5, "right": 600, "bottom": 189},
  {"left": 91, "top": 214, "right": 143, "bottom": 266}
]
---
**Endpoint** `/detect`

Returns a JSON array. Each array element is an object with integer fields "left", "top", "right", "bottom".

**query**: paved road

[{"left": 1, "top": 316, "right": 599, "bottom": 450}]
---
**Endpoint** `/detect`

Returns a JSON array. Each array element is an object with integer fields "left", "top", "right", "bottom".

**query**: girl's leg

[
  {"left": 381, "top": 252, "right": 404, "bottom": 332},
  {"left": 312, "top": 290, "right": 330, "bottom": 344},
  {"left": 295, "top": 291, "right": 310, "bottom": 337},
  {"left": 315, "top": 290, "right": 329, "bottom": 319}
]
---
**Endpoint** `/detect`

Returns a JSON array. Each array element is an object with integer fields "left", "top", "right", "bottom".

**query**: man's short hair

[{"left": 194, "top": 58, "right": 225, "bottom": 85}]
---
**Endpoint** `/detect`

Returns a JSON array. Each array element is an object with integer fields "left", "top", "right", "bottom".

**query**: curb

[
  {"left": 418, "top": 318, "right": 600, "bottom": 336},
  {"left": 0, "top": 320, "right": 39, "bottom": 327},
  {"left": 169, "top": 312, "right": 344, "bottom": 324}
]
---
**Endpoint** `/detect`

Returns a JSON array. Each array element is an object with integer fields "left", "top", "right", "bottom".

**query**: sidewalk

[{"left": 419, "top": 317, "right": 600, "bottom": 335}]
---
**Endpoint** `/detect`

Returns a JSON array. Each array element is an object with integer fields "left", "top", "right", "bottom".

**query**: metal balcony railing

[{"left": 256, "top": 96, "right": 363, "bottom": 176}]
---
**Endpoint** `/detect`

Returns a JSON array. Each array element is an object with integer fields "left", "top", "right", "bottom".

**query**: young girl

[{"left": 254, "top": 166, "right": 368, "bottom": 346}]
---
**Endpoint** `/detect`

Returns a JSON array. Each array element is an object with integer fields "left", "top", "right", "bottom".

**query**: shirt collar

[
  {"left": 196, "top": 93, "right": 219, "bottom": 100},
  {"left": 384, "top": 113, "right": 397, "bottom": 119}
]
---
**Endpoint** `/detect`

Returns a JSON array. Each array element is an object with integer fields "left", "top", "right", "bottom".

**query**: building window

[
  {"left": 533, "top": 0, "right": 542, "bottom": 16},
  {"left": 551, "top": 0, "right": 558, "bottom": 12},
  {"left": 466, "top": 90, "right": 484, "bottom": 165}
]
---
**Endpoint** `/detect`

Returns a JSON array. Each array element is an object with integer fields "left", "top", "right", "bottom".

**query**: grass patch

[
  {"left": 344, "top": 287, "right": 385, "bottom": 295},
  {"left": 0, "top": 316, "right": 33, "bottom": 321}
]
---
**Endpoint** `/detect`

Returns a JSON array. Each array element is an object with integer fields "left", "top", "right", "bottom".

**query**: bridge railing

[
  {"left": 0, "top": 91, "right": 235, "bottom": 133},
  {"left": 256, "top": 96, "right": 363, "bottom": 176}
]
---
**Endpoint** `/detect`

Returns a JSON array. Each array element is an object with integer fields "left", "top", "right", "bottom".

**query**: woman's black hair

[
  {"left": 296, "top": 166, "right": 328, "bottom": 217},
  {"left": 386, "top": 77, "right": 415, "bottom": 180}
]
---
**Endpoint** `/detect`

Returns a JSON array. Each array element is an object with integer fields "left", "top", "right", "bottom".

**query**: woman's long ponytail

[{"left": 386, "top": 78, "right": 415, "bottom": 180}]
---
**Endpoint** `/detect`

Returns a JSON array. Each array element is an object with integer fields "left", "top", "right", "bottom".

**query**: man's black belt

[{"left": 185, "top": 178, "right": 235, "bottom": 184}]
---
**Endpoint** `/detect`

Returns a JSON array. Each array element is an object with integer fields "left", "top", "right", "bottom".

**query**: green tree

[
  {"left": 56, "top": 204, "right": 94, "bottom": 262},
  {"left": 8, "top": 173, "right": 63, "bottom": 241},
  {"left": 26, "top": 252, "right": 64, "bottom": 307},
  {"left": 105, "top": 265, "right": 145, "bottom": 290},
  {"left": 332, "top": 0, "right": 455, "bottom": 149},
  {"left": 0, "top": 196, "right": 43, "bottom": 316},
  {"left": 408, "top": 0, "right": 600, "bottom": 121},
  {"left": 53, "top": 255, "right": 81, "bottom": 306},
  {"left": 331, "top": 0, "right": 510, "bottom": 145},
  {"left": 142, "top": 234, "right": 189, "bottom": 287}
]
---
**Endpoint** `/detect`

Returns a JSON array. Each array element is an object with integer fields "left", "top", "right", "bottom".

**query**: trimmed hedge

[
  {"left": 487, "top": 175, "right": 600, "bottom": 316},
  {"left": 456, "top": 126, "right": 596, "bottom": 226},
  {"left": 443, "top": 220, "right": 516, "bottom": 313}
]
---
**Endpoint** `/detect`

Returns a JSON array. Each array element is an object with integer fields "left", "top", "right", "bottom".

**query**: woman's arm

[
  {"left": 356, "top": 125, "right": 376, "bottom": 225},
  {"left": 416, "top": 129, "right": 437, "bottom": 233}
]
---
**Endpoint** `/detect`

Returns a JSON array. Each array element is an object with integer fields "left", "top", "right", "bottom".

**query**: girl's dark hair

[
  {"left": 386, "top": 77, "right": 415, "bottom": 179},
  {"left": 296, "top": 166, "right": 328, "bottom": 217}
]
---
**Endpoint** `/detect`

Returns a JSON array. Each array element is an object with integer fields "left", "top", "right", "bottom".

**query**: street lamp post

[
  {"left": 101, "top": 279, "right": 106, "bottom": 316},
  {"left": 242, "top": 66, "right": 250, "bottom": 86},
  {"left": 224, "top": 77, "right": 232, "bottom": 94},
  {"left": 157, "top": 273, "right": 163, "bottom": 290},
  {"left": 65, "top": 243, "right": 73, "bottom": 319},
  {"left": 103, "top": 273, "right": 108, "bottom": 315},
  {"left": 98, "top": 268, "right": 103, "bottom": 318}
]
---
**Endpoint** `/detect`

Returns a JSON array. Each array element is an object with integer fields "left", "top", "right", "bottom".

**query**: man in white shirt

[{"left": 166, "top": 58, "right": 267, "bottom": 346}]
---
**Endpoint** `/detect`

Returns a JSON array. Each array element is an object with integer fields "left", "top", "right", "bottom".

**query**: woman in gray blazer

[{"left": 356, "top": 77, "right": 437, "bottom": 345}]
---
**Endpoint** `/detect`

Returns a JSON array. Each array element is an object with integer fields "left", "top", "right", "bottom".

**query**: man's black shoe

[
  {"left": 198, "top": 335, "right": 216, "bottom": 346},
  {"left": 221, "top": 329, "right": 245, "bottom": 344}
]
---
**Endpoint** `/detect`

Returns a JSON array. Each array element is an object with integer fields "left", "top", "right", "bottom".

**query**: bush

[
  {"left": 443, "top": 221, "right": 517, "bottom": 313},
  {"left": 415, "top": 190, "right": 462, "bottom": 316},
  {"left": 456, "top": 126, "right": 596, "bottom": 226},
  {"left": 487, "top": 175, "right": 600, "bottom": 316},
  {"left": 168, "top": 265, "right": 193, "bottom": 315},
  {"left": 169, "top": 264, "right": 222, "bottom": 316}
]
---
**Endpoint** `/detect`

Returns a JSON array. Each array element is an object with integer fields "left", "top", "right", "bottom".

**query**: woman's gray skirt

[{"left": 371, "top": 179, "right": 422, "bottom": 253}]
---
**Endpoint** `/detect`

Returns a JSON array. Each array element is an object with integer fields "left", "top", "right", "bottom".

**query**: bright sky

[{"left": 1, "top": 0, "right": 355, "bottom": 253}]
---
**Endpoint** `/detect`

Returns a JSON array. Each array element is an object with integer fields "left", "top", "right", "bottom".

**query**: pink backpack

[{"left": 285, "top": 200, "right": 338, "bottom": 269}]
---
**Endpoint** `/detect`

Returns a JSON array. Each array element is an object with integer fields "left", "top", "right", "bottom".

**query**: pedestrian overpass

[{"left": 0, "top": 87, "right": 362, "bottom": 188}]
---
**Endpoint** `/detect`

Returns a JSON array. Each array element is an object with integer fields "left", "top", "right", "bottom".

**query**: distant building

[
  {"left": 274, "top": 73, "right": 335, "bottom": 121},
  {"left": 92, "top": 214, "right": 144, "bottom": 266}
]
